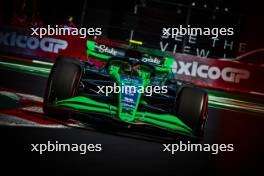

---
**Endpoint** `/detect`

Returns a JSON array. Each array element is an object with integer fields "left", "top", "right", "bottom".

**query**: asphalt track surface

[{"left": 0, "top": 69, "right": 263, "bottom": 176}]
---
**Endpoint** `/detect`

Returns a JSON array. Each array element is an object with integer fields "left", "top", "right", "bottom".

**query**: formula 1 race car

[{"left": 43, "top": 40, "right": 208, "bottom": 138}]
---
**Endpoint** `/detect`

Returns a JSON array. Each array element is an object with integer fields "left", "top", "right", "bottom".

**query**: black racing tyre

[
  {"left": 174, "top": 86, "right": 208, "bottom": 137},
  {"left": 43, "top": 57, "right": 82, "bottom": 119}
]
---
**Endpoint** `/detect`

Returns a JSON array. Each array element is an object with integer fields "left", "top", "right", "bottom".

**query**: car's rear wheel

[
  {"left": 43, "top": 57, "right": 82, "bottom": 119},
  {"left": 174, "top": 86, "right": 208, "bottom": 137}
]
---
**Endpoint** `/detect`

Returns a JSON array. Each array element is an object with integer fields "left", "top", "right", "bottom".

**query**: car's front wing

[{"left": 53, "top": 96, "right": 192, "bottom": 134}]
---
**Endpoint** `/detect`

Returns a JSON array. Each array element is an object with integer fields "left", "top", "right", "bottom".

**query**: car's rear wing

[{"left": 86, "top": 39, "right": 175, "bottom": 73}]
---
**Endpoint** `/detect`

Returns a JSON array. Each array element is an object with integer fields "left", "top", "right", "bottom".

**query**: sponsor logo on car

[
  {"left": 95, "top": 44, "right": 118, "bottom": 56},
  {"left": 141, "top": 56, "right": 162, "bottom": 65}
]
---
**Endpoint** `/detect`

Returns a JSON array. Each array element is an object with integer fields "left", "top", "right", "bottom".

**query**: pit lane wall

[
  {"left": 172, "top": 53, "right": 264, "bottom": 95},
  {"left": 0, "top": 25, "right": 263, "bottom": 96}
]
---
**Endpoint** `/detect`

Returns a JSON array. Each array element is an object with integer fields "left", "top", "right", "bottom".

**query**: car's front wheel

[
  {"left": 173, "top": 86, "right": 208, "bottom": 137},
  {"left": 43, "top": 57, "right": 82, "bottom": 119}
]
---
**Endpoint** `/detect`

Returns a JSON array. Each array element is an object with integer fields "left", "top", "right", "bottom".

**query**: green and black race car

[{"left": 43, "top": 40, "right": 208, "bottom": 138}]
